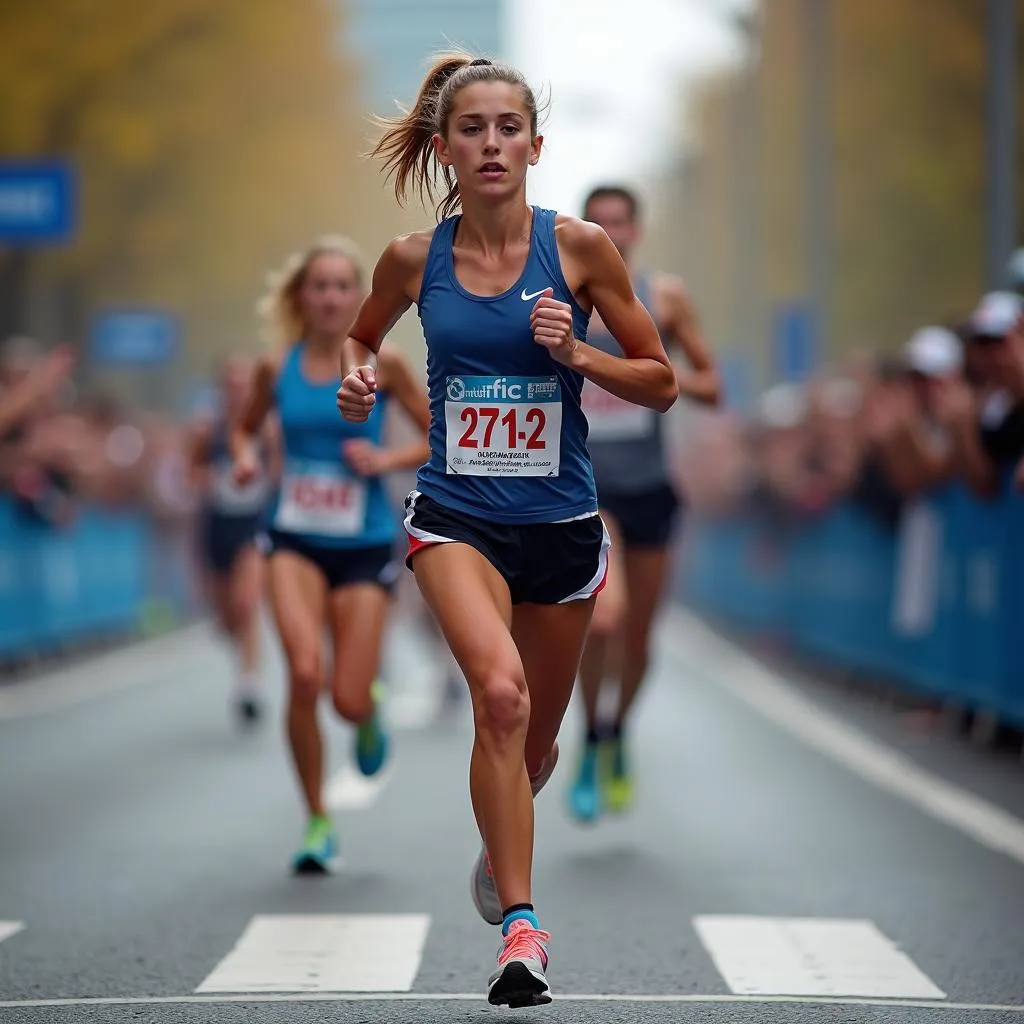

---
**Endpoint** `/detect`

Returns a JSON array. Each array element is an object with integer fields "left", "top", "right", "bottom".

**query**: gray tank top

[
  {"left": 582, "top": 273, "right": 671, "bottom": 494},
  {"left": 204, "top": 420, "right": 270, "bottom": 517}
]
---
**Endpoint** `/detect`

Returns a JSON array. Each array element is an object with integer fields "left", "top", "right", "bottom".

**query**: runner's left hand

[
  {"left": 531, "top": 289, "right": 580, "bottom": 366},
  {"left": 343, "top": 439, "right": 390, "bottom": 477}
]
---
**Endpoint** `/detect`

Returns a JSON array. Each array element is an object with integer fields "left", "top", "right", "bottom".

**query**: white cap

[
  {"left": 968, "top": 291, "right": 1023, "bottom": 339},
  {"left": 904, "top": 326, "right": 963, "bottom": 377}
]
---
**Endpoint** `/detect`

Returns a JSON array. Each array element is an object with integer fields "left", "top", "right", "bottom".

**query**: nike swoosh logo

[{"left": 521, "top": 288, "right": 548, "bottom": 301}]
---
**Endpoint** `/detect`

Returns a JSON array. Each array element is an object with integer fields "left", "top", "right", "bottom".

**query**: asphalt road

[{"left": 1, "top": 601, "right": 1022, "bottom": 1023}]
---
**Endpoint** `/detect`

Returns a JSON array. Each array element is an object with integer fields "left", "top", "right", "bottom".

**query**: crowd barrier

[
  {"left": 0, "top": 497, "right": 197, "bottom": 663},
  {"left": 681, "top": 481, "right": 1023, "bottom": 729}
]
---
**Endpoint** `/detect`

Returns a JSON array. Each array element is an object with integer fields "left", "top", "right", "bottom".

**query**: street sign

[
  {"left": 89, "top": 310, "right": 180, "bottom": 367},
  {"left": 772, "top": 302, "right": 818, "bottom": 382},
  {"left": 0, "top": 161, "right": 77, "bottom": 243}
]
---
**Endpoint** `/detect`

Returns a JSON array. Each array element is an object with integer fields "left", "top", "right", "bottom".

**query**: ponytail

[{"left": 371, "top": 52, "right": 539, "bottom": 222}]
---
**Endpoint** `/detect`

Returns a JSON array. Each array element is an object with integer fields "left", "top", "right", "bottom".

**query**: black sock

[{"left": 585, "top": 726, "right": 601, "bottom": 745}]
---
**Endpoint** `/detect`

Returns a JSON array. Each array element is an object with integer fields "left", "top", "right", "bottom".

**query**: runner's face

[
  {"left": 436, "top": 82, "right": 541, "bottom": 203},
  {"left": 299, "top": 254, "right": 361, "bottom": 338},
  {"left": 584, "top": 194, "right": 639, "bottom": 259}
]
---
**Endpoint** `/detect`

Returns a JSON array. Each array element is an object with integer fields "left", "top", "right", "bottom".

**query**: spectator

[
  {"left": 862, "top": 327, "right": 964, "bottom": 498},
  {"left": 937, "top": 292, "right": 1024, "bottom": 499}
]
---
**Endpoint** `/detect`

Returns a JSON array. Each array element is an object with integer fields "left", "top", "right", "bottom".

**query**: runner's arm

[
  {"left": 340, "top": 234, "right": 427, "bottom": 378},
  {"left": 374, "top": 346, "right": 431, "bottom": 472},
  {"left": 561, "top": 219, "right": 678, "bottom": 413},
  {"left": 230, "top": 352, "right": 281, "bottom": 464},
  {"left": 658, "top": 275, "right": 720, "bottom": 407}
]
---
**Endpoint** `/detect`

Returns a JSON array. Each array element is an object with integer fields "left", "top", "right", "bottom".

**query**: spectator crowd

[{"left": 678, "top": 288, "right": 1024, "bottom": 530}]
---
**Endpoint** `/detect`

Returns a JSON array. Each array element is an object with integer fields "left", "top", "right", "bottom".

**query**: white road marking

[
  {"left": 325, "top": 762, "right": 393, "bottom": 811},
  {"left": 0, "top": 993, "right": 1020, "bottom": 1012},
  {"left": 663, "top": 608, "right": 1024, "bottom": 867},
  {"left": 0, "top": 921, "right": 24, "bottom": 944},
  {"left": 195, "top": 914, "right": 430, "bottom": 993},
  {"left": 694, "top": 915, "right": 945, "bottom": 999}
]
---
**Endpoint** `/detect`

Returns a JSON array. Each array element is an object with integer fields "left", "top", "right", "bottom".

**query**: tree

[{"left": 0, "top": 0, "right": 413, "bottom": 404}]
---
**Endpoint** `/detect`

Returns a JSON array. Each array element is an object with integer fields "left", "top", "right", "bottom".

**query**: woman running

[
  {"left": 337, "top": 54, "right": 678, "bottom": 1006},
  {"left": 570, "top": 185, "right": 719, "bottom": 822},
  {"left": 233, "top": 236, "right": 430, "bottom": 874},
  {"left": 190, "top": 354, "right": 277, "bottom": 727}
]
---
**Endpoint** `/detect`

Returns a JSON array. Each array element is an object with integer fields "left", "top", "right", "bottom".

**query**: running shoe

[
  {"left": 487, "top": 919, "right": 552, "bottom": 1007},
  {"left": 354, "top": 681, "right": 389, "bottom": 777},
  {"left": 291, "top": 815, "right": 339, "bottom": 875},
  {"left": 567, "top": 742, "right": 600, "bottom": 823},
  {"left": 601, "top": 735, "right": 634, "bottom": 813}
]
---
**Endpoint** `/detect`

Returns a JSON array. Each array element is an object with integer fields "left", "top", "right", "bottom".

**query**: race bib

[
  {"left": 274, "top": 460, "right": 366, "bottom": 536},
  {"left": 581, "top": 379, "right": 654, "bottom": 441},
  {"left": 444, "top": 375, "right": 561, "bottom": 477}
]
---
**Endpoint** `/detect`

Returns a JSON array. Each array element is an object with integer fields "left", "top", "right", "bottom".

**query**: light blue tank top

[
  {"left": 269, "top": 343, "right": 395, "bottom": 548},
  {"left": 582, "top": 274, "right": 671, "bottom": 494},
  {"left": 416, "top": 206, "right": 597, "bottom": 524}
]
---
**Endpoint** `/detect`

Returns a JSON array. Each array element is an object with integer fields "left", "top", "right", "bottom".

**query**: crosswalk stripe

[
  {"left": 694, "top": 916, "right": 946, "bottom": 999},
  {"left": 0, "top": 922, "right": 24, "bottom": 944},
  {"left": 195, "top": 914, "right": 431, "bottom": 993}
]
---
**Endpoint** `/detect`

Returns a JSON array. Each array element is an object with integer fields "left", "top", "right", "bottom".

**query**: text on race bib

[
  {"left": 274, "top": 459, "right": 367, "bottom": 536},
  {"left": 581, "top": 379, "right": 654, "bottom": 442},
  {"left": 444, "top": 375, "right": 561, "bottom": 477}
]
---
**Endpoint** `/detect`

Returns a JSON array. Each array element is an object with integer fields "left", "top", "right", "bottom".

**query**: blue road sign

[
  {"left": 0, "top": 162, "right": 77, "bottom": 243},
  {"left": 90, "top": 310, "right": 180, "bottom": 367},
  {"left": 772, "top": 302, "right": 818, "bottom": 382}
]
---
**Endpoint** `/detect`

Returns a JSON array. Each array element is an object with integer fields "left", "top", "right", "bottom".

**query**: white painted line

[
  {"left": 663, "top": 608, "right": 1024, "bottom": 867},
  {"left": 0, "top": 993, "right": 1021, "bottom": 1012},
  {"left": 325, "top": 763, "right": 393, "bottom": 811},
  {"left": 0, "top": 623, "right": 215, "bottom": 721},
  {"left": 694, "top": 916, "right": 945, "bottom": 999},
  {"left": 195, "top": 914, "right": 430, "bottom": 993},
  {"left": 0, "top": 921, "right": 24, "bottom": 944}
]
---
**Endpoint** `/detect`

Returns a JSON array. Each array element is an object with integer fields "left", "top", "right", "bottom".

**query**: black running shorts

[{"left": 402, "top": 490, "right": 610, "bottom": 606}]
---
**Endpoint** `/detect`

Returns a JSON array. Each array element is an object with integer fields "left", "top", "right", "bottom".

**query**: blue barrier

[
  {"left": 0, "top": 497, "right": 151, "bottom": 661},
  {"left": 682, "top": 482, "right": 1024, "bottom": 729}
]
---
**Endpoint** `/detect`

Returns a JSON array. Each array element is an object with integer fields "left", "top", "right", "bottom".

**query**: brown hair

[
  {"left": 583, "top": 185, "right": 641, "bottom": 223},
  {"left": 372, "top": 52, "right": 540, "bottom": 221},
  {"left": 256, "top": 235, "right": 364, "bottom": 346}
]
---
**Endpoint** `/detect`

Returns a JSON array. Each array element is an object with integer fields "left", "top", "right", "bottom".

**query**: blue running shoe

[
  {"left": 354, "top": 681, "right": 389, "bottom": 777},
  {"left": 567, "top": 743, "right": 600, "bottom": 823}
]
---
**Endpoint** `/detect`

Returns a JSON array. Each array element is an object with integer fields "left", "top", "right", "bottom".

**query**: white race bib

[
  {"left": 444, "top": 375, "right": 561, "bottom": 477},
  {"left": 275, "top": 460, "right": 366, "bottom": 536},
  {"left": 581, "top": 379, "right": 654, "bottom": 441}
]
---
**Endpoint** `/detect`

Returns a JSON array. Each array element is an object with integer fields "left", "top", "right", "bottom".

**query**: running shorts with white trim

[
  {"left": 259, "top": 530, "right": 400, "bottom": 594},
  {"left": 403, "top": 490, "right": 609, "bottom": 606}
]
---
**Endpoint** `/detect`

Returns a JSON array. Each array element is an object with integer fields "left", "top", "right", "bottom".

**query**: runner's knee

[
  {"left": 287, "top": 650, "right": 322, "bottom": 708},
  {"left": 472, "top": 668, "right": 530, "bottom": 744},
  {"left": 331, "top": 675, "right": 374, "bottom": 725}
]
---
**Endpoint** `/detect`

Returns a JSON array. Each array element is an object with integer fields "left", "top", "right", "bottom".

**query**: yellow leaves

[
  {"left": 2, "top": 0, "right": 410, "bottom": 382},
  {"left": 655, "top": 0, "right": 1020, "bottom": 369}
]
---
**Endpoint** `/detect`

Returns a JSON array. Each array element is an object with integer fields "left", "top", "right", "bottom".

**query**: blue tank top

[
  {"left": 416, "top": 206, "right": 596, "bottom": 524},
  {"left": 269, "top": 343, "right": 396, "bottom": 548},
  {"left": 203, "top": 420, "right": 270, "bottom": 518}
]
